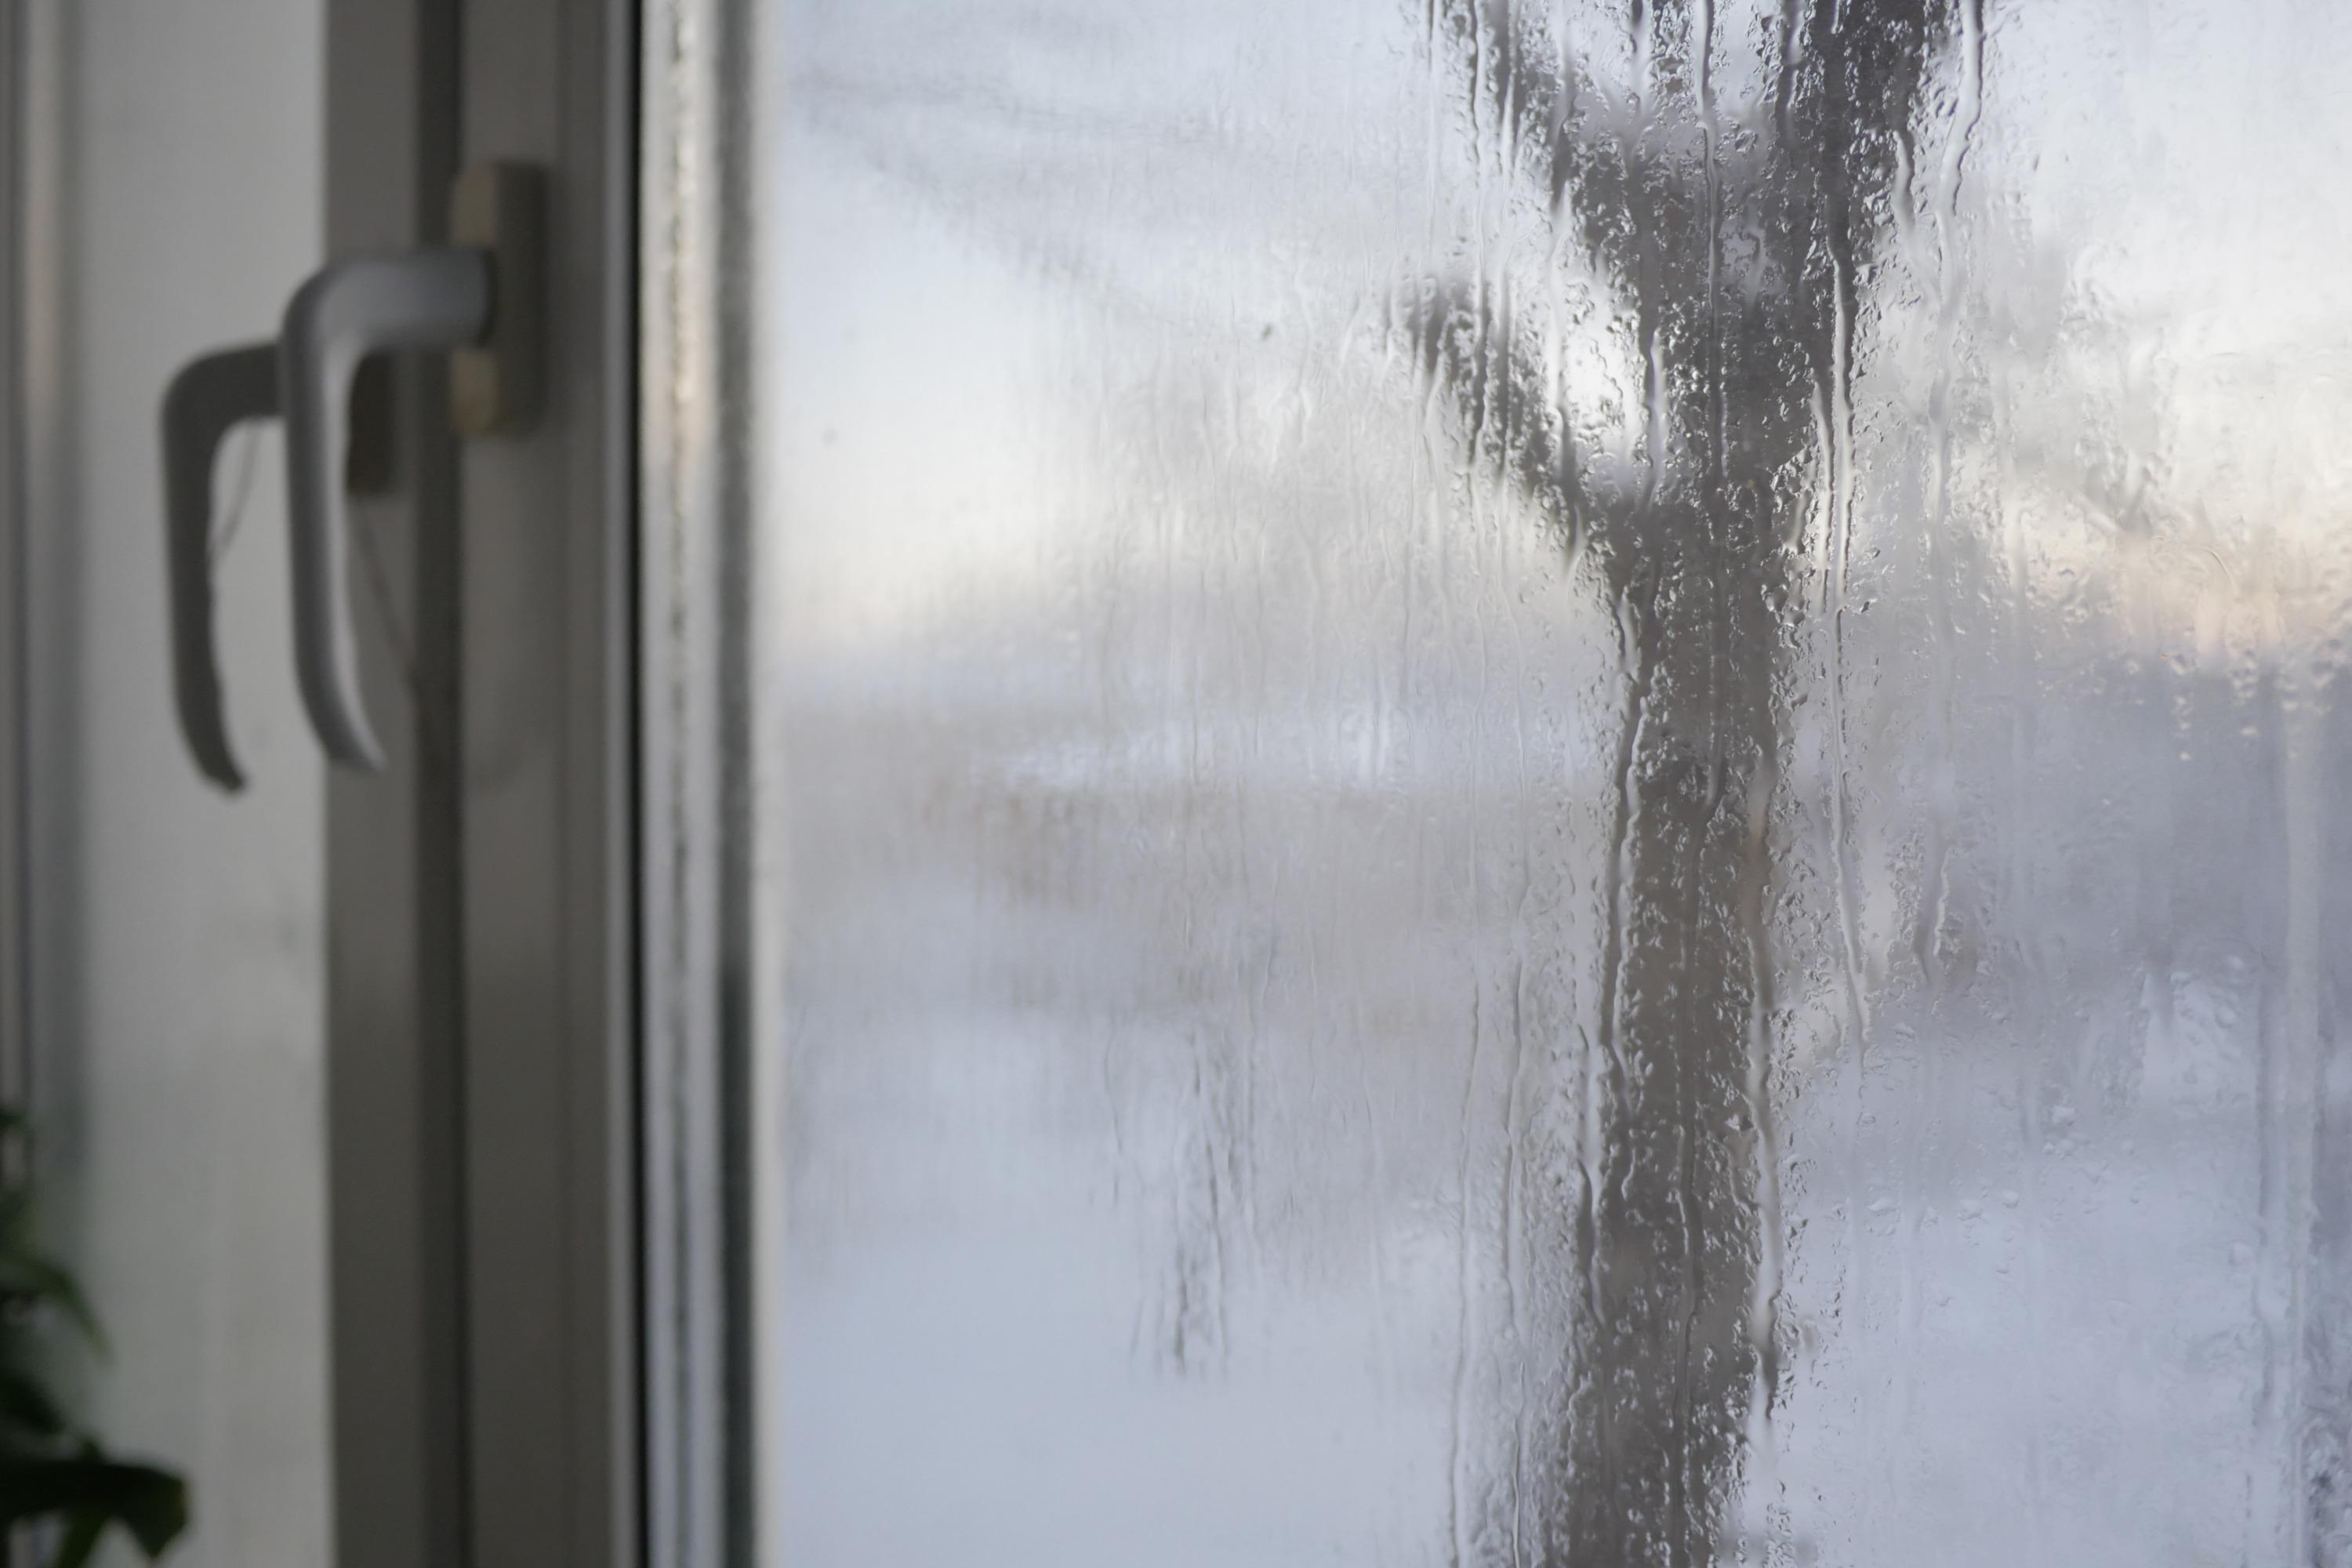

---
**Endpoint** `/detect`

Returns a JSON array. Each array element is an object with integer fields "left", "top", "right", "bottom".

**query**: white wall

[{"left": 20, "top": 0, "right": 331, "bottom": 1562}]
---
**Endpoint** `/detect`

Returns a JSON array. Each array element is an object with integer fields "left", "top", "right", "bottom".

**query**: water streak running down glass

[{"left": 742, "top": 2, "right": 2352, "bottom": 1561}]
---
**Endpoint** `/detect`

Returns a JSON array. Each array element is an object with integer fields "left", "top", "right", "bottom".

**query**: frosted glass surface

[{"left": 760, "top": 2, "right": 2352, "bottom": 1562}]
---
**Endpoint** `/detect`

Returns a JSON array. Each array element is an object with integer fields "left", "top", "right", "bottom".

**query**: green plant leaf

[
  {"left": 0, "top": 1248, "right": 104, "bottom": 1351},
  {"left": 0, "top": 1366, "right": 70, "bottom": 1439},
  {"left": 0, "top": 1456, "right": 188, "bottom": 1563},
  {"left": 49, "top": 1508, "right": 106, "bottom": 1568},
  {"left": 0, "top": 1107, "right": 187, "bottom": 1561}
]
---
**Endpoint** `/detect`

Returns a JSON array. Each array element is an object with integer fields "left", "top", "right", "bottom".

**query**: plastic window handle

[
  {"left": 279, "top": 248, "right": 493, "bottom": 772},
  {"left": 161, "top": 343, "right": 281, "bottom": 790}
]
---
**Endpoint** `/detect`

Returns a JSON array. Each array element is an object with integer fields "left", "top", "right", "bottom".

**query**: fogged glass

[{"left": 758, "top": 2, "right": 2352, "bottom": 1561}]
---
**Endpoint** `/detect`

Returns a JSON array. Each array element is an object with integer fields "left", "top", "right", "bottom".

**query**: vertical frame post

[
  {"left": 640, "top": 0, "right": 768, "bottom": 1562},
  {"left": 456, "top": 3, "right": 641, "bottom": 1566},
  {"left": 321, "top": 2, "right": 467, "bottom": 1567}
]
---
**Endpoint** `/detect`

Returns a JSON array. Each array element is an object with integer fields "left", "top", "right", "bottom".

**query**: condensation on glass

[{"left": 730, "top": 1, "right": 2352, "bottom": 1561}]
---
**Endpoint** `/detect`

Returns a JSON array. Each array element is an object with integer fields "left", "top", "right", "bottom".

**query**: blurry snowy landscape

[{"left": 764, "top": 2, "right": 2352, "bottom": 1563}]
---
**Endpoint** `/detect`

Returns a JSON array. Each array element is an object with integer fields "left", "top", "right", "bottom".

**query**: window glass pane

[{"left": 724, "top": 2, "right": 2352, "bottom": 1560}]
